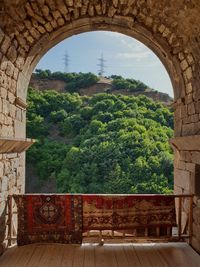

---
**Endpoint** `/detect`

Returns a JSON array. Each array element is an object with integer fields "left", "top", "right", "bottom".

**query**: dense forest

[{"left": 26, "top": 85, "right": 174, "bottom": 194}]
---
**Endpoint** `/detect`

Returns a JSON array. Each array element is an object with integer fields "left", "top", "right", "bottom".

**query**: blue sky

[{"left": 36, "top": 31, "right": 173, "bottom": 97}]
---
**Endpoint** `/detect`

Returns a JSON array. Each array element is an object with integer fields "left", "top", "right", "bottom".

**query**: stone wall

[
  {"left": 171, "top": 136, "right": 200, "bottom": 251},
  {"left": 0, "top": 0, "right": 200, "bottom": 254},
  {"left": 175, "top": 150, "right": 200, "bottom": 250},
  {"left": 0, "top": 27, "right": 26, "bottom": 255},
  {"left": 0, "top": 153, "right": 25, "bottom": 255}
]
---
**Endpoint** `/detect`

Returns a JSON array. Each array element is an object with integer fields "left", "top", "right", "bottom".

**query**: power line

[
  {"left": 97, "top": 53, "right": 106, "bottom": 76},
  {"left": 63, "top": 51, "right": 70, "bottom": 73}
]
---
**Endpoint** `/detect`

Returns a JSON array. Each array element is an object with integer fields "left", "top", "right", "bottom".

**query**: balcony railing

[{"left": 5, "top": 194, "right": 193, "bottom": 248}]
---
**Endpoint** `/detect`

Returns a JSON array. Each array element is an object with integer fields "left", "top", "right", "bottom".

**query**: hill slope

[{"left": 30, "top": 71, "right": 173, "bottom": 105}]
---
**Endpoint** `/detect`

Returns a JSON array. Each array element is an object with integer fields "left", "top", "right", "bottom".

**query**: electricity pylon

[
  {"left": 63, "top": 51, "right": 70, "bottom": 73},
  {"left": 97, "top": 53, "right": 106, "bottom": 77}
]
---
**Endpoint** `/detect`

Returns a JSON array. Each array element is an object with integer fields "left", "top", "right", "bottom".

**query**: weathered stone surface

[
  {"left": 1, "top": 0, "right": 200, "bottom": 254},
  {"left": 174, "top": 169, "right": 190, "bottom": 191},
  {"left": 170, "top": 136, "right": 200, "bottom": 151},
  {"left": 0, "top": 162, "right": 4, "bottom": 177},
  {"left": 188, "top": 103, "right": 195, "bottom": 115},
  {"left": 1, "top": 36, "right": 11, "bottom": 55}
]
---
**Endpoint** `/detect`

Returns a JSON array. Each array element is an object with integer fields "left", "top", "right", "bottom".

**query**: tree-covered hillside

[
  {"left": 34, "top": 70, "right": 151, "bottom": 93},
  {"left": 26, "top": 88, "right": 174, "bottom": 194}
]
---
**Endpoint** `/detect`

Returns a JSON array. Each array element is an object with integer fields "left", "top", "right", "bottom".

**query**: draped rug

[
  {"left": 13, "top": 194, "right": 82, "bottom": 245},
  {"left": 82, "top": 195, "right": 176, "bottom": 235}
]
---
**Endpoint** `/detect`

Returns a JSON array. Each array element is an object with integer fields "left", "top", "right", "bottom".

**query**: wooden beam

[
  {"left": 0, "top": 138, "right": 35, "bottom": 153},
  {"left": 188, "top": 196, "right": 193, "bottom": 245},
  {"left": 178, "top": 196, "right": 182, "bottom": 240}
]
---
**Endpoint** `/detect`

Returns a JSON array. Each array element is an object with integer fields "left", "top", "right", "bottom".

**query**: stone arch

[
  {"left": 19, "top": 18, "right": 184, "bottom": 102},
  {"left": 1, "top": 0, "right": 200, "bottom": 254}
]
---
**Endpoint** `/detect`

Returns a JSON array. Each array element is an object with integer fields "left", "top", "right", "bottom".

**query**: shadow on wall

[{"left": 0, "top": 202, "right": 7, "bottom": 255}]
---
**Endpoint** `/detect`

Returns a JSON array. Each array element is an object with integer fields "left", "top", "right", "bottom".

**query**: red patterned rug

[
  {"left": 13, "top": 194, "right": 82, "bottom": 245},
  {"left": 83, "top": 195, "right": 176, "bottom": 234}
]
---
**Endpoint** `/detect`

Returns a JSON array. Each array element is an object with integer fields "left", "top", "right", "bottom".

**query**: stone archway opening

[{"left": 25, "top": 29, "right": 175, "bottom": 195}]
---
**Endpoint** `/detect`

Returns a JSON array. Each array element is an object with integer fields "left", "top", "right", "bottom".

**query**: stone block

[
  {"left": 174, "top": 119, "right": 182, "bottom": 137},
  {"left": 177, "top": 160, "right": 186, "bottom": 170},
  {"left": 180, "top": 59, "right": 188, "bottom": 71},
  {"left": 187, "top": 54, "right": 194, "bottom": 65},
  {"left": 187, "top": 103, "right": 195, "bottom": 115},
  {"left": 1, "top": 125, "right": 10, "bottom": 137},
  {"left": 65, "top": 0, "right": 74, "bottom": 7},
  {"left": 191, "top": 152, "right": 200, "bottom": 165},
  {"left": 41, "top": 5, "right": 49, "bottom": 17},
  {"left": 4, "top": 161, "right": 11, "bottom": 175},
  {"left": 0, "top": 56, "right": 8, "bottom": 72},
  {"left": 16, "top": 108, "right": 22, "bottom": 121},
  {"left": 6, "top": 62, "right": 14, "bottom": 77},
  {"left": 174, "top": 184, "right": 183, "bottom": 194},
  {"left": 50, "top": 19, "right": 58, "bottom": 29},
  {"left": 57, "top": 17, "right": 65, "bottom": 26},
  {"left": 195, "top": 101, "right": 200, "bottom": 114},
  {"left": 7, "top": 45, "right": 17, "bottom": 63},
  {"left": 0, "top": 98, "right": 2, "bottom": 113},
  {"left": 185, "top": 162, "right": 196, "bottom": 172},
  {"left": 4, "top": 116, "right": 13, "bottom": 126},
  {"left": 7, "top": 153, "right": 17, "bottom": 159},
  {"left": 108, "top": 6, "right": 117, "bottom": 17},
  {"left": 158, "top": 24, "right": 165, "bottom": 33},
  {"left": 0, "top": 28, "right": 4, "bottom": 45},
  {"left": 15, "top": 56, "right": 25, "bottom": 70},
  {"left": 186, "top": 83, "right": 193, "bottom": 94},
  {"left": 162, "top": 27, "right": 171, "bottom": 38},
  {"left": 37, "top": 25, "right": 46, "bottom": 34},
  {"left": 193, "top": 121, "right": 200, "bottom": 135},
  {"left": 184, "top": 67, "right": 193, "bottom": 81},
  {"left": 0, "top": 162, "right": 4, "bottom": 177},
  {"left": 14, "top": 120, "right": 26, "bottom": 138},
  {"left": 174, "top": 169, "right": 190, "bottom": 191},
  {"left": 1, "top": 36, "right": 11, "bottom": 55},
  {"left": 2, "top": 99, "right": 9, "bottom": 115},
  {"left": 180, "top": 105, "right": 187, "bottom": 118},
  {"left": 190, "top": 114, "right": 199, "bottom": 123},
  {"left": 190, "top": 173, "right": 196, "bottom": 194},
  {"left": 185, "top": 93, "right": 193, "bottom": 105},
  {"left": 0, "top": 113, "right": 5, "bottom": 124},
  {"left": 1, "top": 176, "right": 8, "bottom": 192},
  {"left": 8, "top": 92, "right": 15, "bottom": 104},
  {"left": 10, "top": 79, "right": 17, "bottom": 94},
  {"left": 0, "top": 87, "right": 7, "bottom": 99},
  {"left": 182, "top": 123, "right": 195, "bottom": 136},
  {"left": 16, "top": 72, "right": 28, "bottom": 101},
  {"left": 9, "top": 104, "right": 16, "bottom": 119},
  {"left": 180, "top": 151, "right": 192, "bottom": 162},
  {"left": 44, "top": 22, "right": 53, "bottom": 32}
]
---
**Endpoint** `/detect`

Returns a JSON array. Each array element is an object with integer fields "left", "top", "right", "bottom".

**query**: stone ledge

[
  {"left": 15, "top": 97, "right": 27, "bottom": 110},
  {"left": 170, "top": 135, "right": 200, "bottom": 151},
  {"left": 0, "top": 138, "right": 35, "bottom": 153}
]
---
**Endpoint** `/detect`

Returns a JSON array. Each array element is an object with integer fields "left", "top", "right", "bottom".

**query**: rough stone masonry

[{"left": 0, "top": 0, "right": 200, "bottom": 254}]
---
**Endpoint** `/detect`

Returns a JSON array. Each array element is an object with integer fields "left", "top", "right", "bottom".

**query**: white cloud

[
  {"left": 102, "top": 31, "right": 152, "bottom": 61},
  {"left": 116, "top": 51, "right": 151, "bottom": 61}
]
